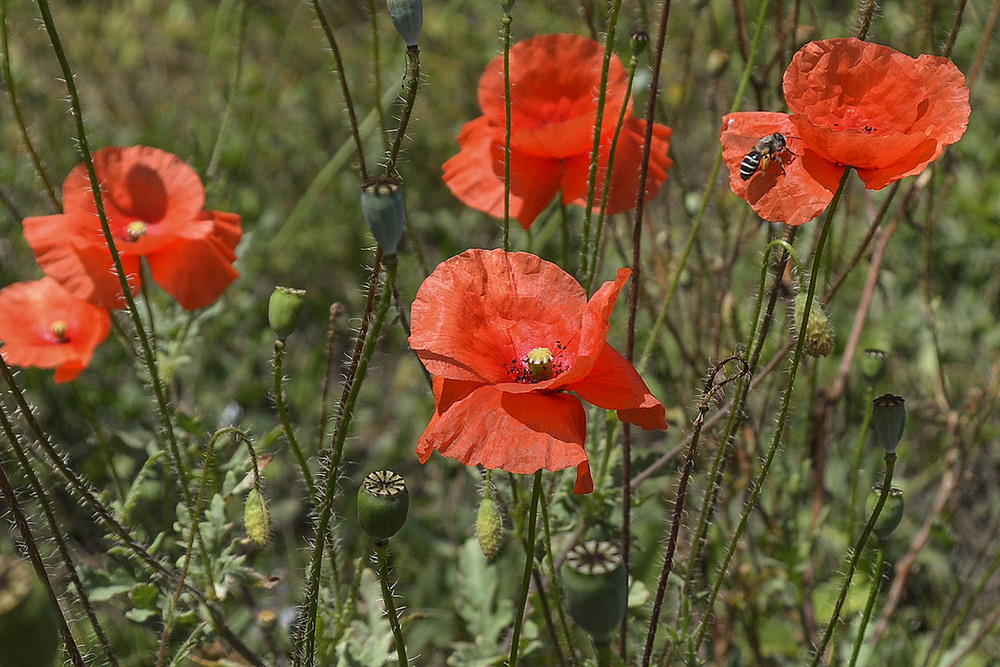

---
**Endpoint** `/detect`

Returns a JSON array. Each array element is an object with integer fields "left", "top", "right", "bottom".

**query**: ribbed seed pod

[
  {"left": 561, "top": 540, "right": 628, "bottom": 645},
  {"left": 0, "top": 556, "right": 59, "bottom": 667},
  {"left": 386, "top": 0, "right": 422, "bottom": 48},
  {"left": 360, "top": 177, "right": 407, "bottom": 256},
  {"left": 267, "top": 286, "right": 305, "bottom": 341},
  {"left": 871, "top": 393, "right": 906, "bottom": 454},
  {"left": 358, "top": 470, "right": 409, "bottom": 541}
]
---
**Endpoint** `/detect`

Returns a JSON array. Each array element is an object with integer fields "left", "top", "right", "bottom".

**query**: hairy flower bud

[
  {"left": 244, "top": 488, "right": 272, "bottom": 546},
  {"left": 361, "top": 177, "right": 407, "bottom": 256},
  {"left": 268, "top": 286, "right": 305, "bottom": 341},
  {"left": 358, "top": 470, "right": 409, "bottom": 541},
  {"left": 561, "top": 540, "right": 628, "bottom": 645},
  {"left": 476, "top": 492, "right": 505, "bottom": 561},
  {"left": 387, "top": 0, "right": 422, "bottom": 48},
  {"left": 867, "top": 486, "right": 905, "bottom": 539},
  {"left": 794, "top": 293, "right": 834, "bottom": 357},
  {"left": 0, "top": 556, "right": 59, "bottom": 667}
]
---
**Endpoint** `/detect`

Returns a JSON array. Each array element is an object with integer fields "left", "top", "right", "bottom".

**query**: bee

[{"left": 739, "top": 132, "right": 796, "bottom": 181}]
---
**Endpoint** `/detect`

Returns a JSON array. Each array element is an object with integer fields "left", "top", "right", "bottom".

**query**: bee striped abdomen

[{"left": 740, "top": 150, "right": 763, "bottom": 181}]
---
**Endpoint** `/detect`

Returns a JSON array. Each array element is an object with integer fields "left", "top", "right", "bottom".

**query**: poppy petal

[
  {"left": 416, "top": 384, "right": 589, "bottom": 476},
  {"left": 721, "top": 112, "right": 845, "bottom": 226},
  {"left": 571, "top": 343, "right": 668, "bottom": 430},
  {"left": 409, "top": 249, "right": 587, "bottom": 384}
]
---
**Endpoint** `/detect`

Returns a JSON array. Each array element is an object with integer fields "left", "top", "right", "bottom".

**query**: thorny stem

[
  {"left": 811, "top": 453, "right": 897, "bottom": 666},
  {"left": 310, "top": 0, "right": 368, "bottom": 182},
  {"left": 502, "top": 12, "right": 512, "bottom": 251},
  {"left": 317, "top": 303, "right": 347, "bottom": 454},
  {"left": 847, "top": 539, "right": 888, "bottom": 667},
  {"left": 508, "top": 471, "right": 543, "bottom": 667},
  {"left": 296, "top": 255, "right": 397, "bottom": 665},
  {"left": 273, "top": 339, "right": 318, "bottom": 504},
  {"left": 385, "top": 47, "right": 421, "bottom": 175},
  {"left": 374, "top": 540, "right": 409, "bottom": 666},
  {"left": 691, "top": 168, "right": 851, "bottom": 658},
  {"left": 855, "top": 0, "right": 877, "bottom": 40}
]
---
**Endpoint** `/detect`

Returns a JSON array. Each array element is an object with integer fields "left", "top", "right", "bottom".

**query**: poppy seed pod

[
  {"left": 794, "top": 292, "right": 834, "bottom": 357},
  {"left": 0, "top": 556, "right": 60, "bottom": 667},
  {"left": 867, "top": 486, "right": 905, "bottom": 540},
  {"left": 861, "top": 348, "right": 889, "bottom": 387},
  {"left": 358, "top": 470, "right": 409, "bottom": 541},
  {"left": 268, "top": 286, "right": 305, "bottom": 341},
  {"left": 361, "top": 177, "right": 407, "bottom": 256},
  {"left": 561, "top": 540, "right": 628, "bottom": 645},
  {"left": 872, "top": 394, "right": 906, "bottom": 454},
  {"left": 386, "top": 0, "right": 422, "bottom": 48},
  {"left": 476, "top": 492, "right": 505, "bottom": 561},
  {"left": 630, "top": 30, "right": 649, "bottom": 57},
  {"left": 244, "top": 488, "right": 271, "bottom": 546}
]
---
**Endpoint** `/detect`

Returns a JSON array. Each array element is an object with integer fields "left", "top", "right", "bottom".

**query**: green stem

[
  {"left": 848, "top": 539, "right": 888, "bottom": 667},
  {"left": 273, "top": 339, "right": 318, "bottom": 504},
  {"left": 385, "top": 47, "right": 421, "bottom": 175},
  {"left": 374, "top": 540, "right": 409, "bottom": 666},
  {"left": 296, "top": 256, "right": 398, "bottom": 665},
  {"left": 811, "top": 453, "right": 897, "bottom": 666},
  {"left": 691, "top": 168, "right": 851, "bottom": 657},
  {"left": 595, "top": 641, "right": 613, "bottom": 667},
  {"left": 508, "top": 471, "right": 543, "bottom": 667},
  {"left": 848, "top": 390, "right": 876, "bottom": 539},
  {"left": 501, "top": 12, "right": 512, "bottom": 251}
]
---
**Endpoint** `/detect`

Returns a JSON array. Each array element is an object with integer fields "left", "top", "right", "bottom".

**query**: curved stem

[
  {"left": 374, "top": 540, "right": 409, "bottom": 665},
  {"left": 385, "top": 47, "right": 421, "bottom": 174},
  {"left": 508, "top": 471, "right": 543, "bottom": 667}
]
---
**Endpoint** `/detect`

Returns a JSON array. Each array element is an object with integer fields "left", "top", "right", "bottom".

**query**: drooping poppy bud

[
  {"left": 872, "top": 394, "right": 906, "bottom": 454},
  {"left": 867, "top": 486, "right": 905, "bottom": 540},
  {"left": 0, "top": 556, "right": 60, "bottom": 667},
  {"left": 268, "top": 286, "right": 305, "bottom": 342},
  {"left": 361, "top": 177, "right": 407, "bottom": 256},
  {"left": 476, "top": 490, "right": 505, "bottom": 561},
  {"left": 861, "top": 348, "right": 888, "bottom": 387},
  {"left": 358, "top": 470, "right": 409, "bottom": 541},
  {"left": 794, "top": 292, "right": 834, "bottom": 357},
  {"left": 386, "top": 0, "right": 422, "bottom": 48},
  {"left": 561, "top": 540, "right": 628, "bottom": 645},
  {"left": 244, "top": 488, "right": 272, "bottom": 546}
]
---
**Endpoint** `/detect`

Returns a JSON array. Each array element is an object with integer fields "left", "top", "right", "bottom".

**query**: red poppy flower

[
  {"left": 442, "top": 33, "right": 673, "bottom": 229},
  {"left": 22, "top": 146, "right": 242, "bottom": 310},
  {"left": 784, "top": 37, "right": 970, "bottom": 190},
  {"left": 0, "top": 277, "right": 110, "bottom": 383},
  {"left": 720, "top": 112, "right": 844, "bottom": 226},
  {"left": 409, "top": 248, "right": 667, "bottom": 494}
]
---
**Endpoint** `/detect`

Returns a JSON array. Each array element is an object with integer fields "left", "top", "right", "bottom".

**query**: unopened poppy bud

[
  {"left": 861, "top": 348, "right": 888, "bottom": 386},
  {"left": 361, "top": 177, "right": 407, "bottom": 256},
  {"left": 794, "top": 293, "right": 834, "bottom": 357},
  {"left": 268, "top": 286, "right": 305, "bottom": 341},
  {"left": 358, "top": 470, "right": 409, "bottom": 541},
  {"left": 631, "top": 30, "right": 649, "bottom": 57},
  {"left": 561, "top": 540, "right": 628, "bottom": 645},
  {"left": 244, "top": 488, "right": 271, "bottom": 546},
  {"left": 0, "top": 556, "right": 60, "bottom": 667},
  {"left": 386, "top": 0, "right": 422, "bottom": 47},
  {"left": 867, "top": 486, "right": 904, "bottom": 540},
  {"left": 476, "top": 492, "right": 505, "bottom": 561},
  {"left": 872, "top": 394, "right": 906, "bottom": 454}
]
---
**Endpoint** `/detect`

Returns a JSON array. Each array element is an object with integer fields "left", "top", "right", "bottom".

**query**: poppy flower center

[
  {"left": 49, "top": 320, "right": 70, "bottom": 344},
  {"left": 538, "top": 98, "right": 578, "bottom": 126},
  {"left": 506, "top": 344, "right": 568, "bottom": 384},
  {"left": 125, "top": 221, "right": 148, "bottom": 242}
]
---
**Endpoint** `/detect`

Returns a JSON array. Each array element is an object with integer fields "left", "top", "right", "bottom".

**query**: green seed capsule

[
  {"left": 386, "top": 0, "right": 422, "bottom": 48},
  {"left": 861, "top": 349, "right": 889, "bottom": 387},
  {"left": 561, "top": 540, "right": 628, "bottom": 645},
  {"left": 358, "top": 470, "right": 409, "bottom": 541},
  {"left": 871, "top": 394, "right": 906, "bottom": 454},
  {"left": 867, "top": 486, "right": 905, "bottom": 540},
  {"left": 476, "top": 492, "right": 505, "bottom": 562},
  {"left": 0, "top": 557, "right": 59, "bottom": 667},
  {"left": 268, "top": 286, "right": 306, "bottom": 341},
  {"left": 360, "top": 177, "right": 407, "bottom": 256},
  {"left": 244, "top": 488, "right": 272, "bottom": 546}
]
